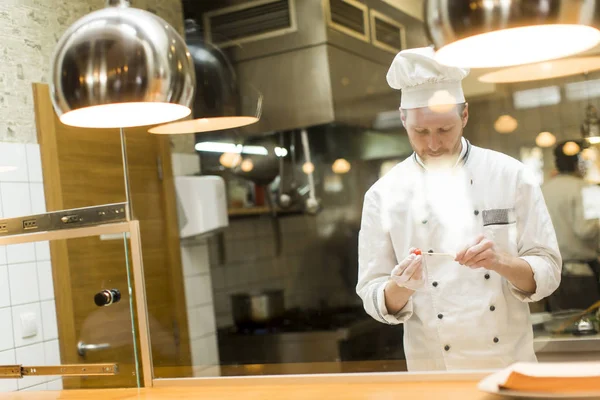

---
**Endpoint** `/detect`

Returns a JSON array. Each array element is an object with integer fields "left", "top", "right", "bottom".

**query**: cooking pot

[{"left": 231, "top": 289, "right": 285, "bottom": 329}]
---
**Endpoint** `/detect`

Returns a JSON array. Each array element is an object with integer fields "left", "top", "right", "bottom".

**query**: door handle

[{"left": 77, "top": 341, "right": 111, "bottom": 357}]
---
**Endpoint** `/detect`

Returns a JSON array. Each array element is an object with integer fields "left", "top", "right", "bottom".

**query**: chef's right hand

[{"left": 390, "top": 248, "right": 424, "bottom": 291}]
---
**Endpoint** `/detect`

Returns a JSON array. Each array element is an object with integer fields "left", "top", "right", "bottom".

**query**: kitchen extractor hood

[{"left": 194, "top": 0, "right": 427, "bottom": 136}]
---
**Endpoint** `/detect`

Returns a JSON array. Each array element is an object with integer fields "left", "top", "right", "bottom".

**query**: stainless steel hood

[{"left": 200, "top": 0, "right": 428, "bottom": 136}]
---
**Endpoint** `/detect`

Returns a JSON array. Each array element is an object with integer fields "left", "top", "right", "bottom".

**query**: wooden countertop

[{"left": 0, "top": 380, "right": 499, "bottom": 400}]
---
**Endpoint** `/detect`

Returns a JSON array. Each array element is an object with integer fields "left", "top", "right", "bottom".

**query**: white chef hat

[{"left": 386, "top": 47, "right": 470, "bottom": 110}]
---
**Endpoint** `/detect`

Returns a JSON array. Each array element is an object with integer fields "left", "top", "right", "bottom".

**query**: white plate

[{"left": 477, "top": 368, "right": 600, "bottom": 398}]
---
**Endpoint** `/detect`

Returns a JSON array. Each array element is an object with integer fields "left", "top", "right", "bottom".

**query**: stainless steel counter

[{"left": 534, "top": 333, "right": 600, "bottom": 353}]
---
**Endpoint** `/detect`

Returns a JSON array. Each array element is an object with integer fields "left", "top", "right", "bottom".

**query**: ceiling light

[
  {"left": 536, "top": 131, "right": 557, "bottom": 148},
  {"left": 567, "top": 79, "right": 600, "bottom": 102},
  {"left": 479, "top": 57, "right": 600, "bottom": 83},
  {"left": 50, "top": 0, "right": 195, "bottom": 128},
  {"left": 274, "top": 147, "right": 288, "bottom": 157},
  {"left": 494, "top": 115, "right": 518, "bottom": 134},
  {"left": 240, "top": 159, "right": 254, "bottom": 173},
  {"left": 302, "top": 162, "right": 315, "bottom": 175},
  {"left": 219, "top": 152, "right": 242, "bottom": 169},
  {"left": 194, "top": 142, "right": 268, "bottom": 156},
  {"left": 513, "top": 86, "right": 561, "bottom": 110},
  {"left": 426, "top": 0, "right": 600, "bottom": 68},
  {"left": 332, "top": 159, "right": 351, "bottom": 174},
  {"left": 563, "top": 141, "right": 581, "bottom": 156}
]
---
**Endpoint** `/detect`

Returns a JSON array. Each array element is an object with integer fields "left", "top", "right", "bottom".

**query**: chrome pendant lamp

[
  {"left": 149, "top": 19, "right": 262, "bottom": 135},
  {"left": 425, "top": 0, "right": 600, "bottom": 69},
  {"left": 50, "top": 0, "right": 196, "bottom": 129},
  {"left": 50, "top": 0, "right": 196, "bottom": 223}
]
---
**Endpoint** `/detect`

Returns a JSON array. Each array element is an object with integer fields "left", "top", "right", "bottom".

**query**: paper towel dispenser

[{"left": 175, "top": 176, "right": 228, "bottom": 239}]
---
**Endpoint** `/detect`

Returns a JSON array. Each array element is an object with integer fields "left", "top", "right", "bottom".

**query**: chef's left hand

[{"left": 455, "top": 235, "right": 505, "bottom": 270}]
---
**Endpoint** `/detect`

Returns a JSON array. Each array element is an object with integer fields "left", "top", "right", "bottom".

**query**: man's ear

[
  {"left": 400, "top": 109, "right": 406, "bottom": 128},
  {"left": 462, "top": 103, "right": 469, "bottom": 128}
]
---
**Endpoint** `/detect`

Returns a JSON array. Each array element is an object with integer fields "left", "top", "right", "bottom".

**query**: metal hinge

[{"left": 0, "top": 364, "right": 118, "bottom": 379}]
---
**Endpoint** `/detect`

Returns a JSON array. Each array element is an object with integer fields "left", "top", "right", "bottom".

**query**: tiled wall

[
  {"left": 208, "top": 182, "right": 366, "bottom": 329},
  {"left": 171, "top": 153, "right": 219, "bottom": 373},
  {"left": 180, "top": 241, "right": 219, "bottom": 371},
  {"left": 202, "top": 157, "right": 384, "bottom": 329},
  {"left": 0, "top": 142, "right": 61, "bottom": 391}
]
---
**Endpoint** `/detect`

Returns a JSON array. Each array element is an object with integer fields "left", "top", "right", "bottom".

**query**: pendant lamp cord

[{"left": 120, "top": 128, "right": 133, "bottom": 221}]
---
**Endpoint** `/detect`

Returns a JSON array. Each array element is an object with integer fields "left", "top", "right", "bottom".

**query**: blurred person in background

[{"left": 542, "top": 140, "right": 600, "bottom": 311}]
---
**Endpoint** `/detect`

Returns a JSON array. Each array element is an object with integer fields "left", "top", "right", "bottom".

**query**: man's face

[{"left": 401, "top": 104, "right": 469, "bottom": 166}]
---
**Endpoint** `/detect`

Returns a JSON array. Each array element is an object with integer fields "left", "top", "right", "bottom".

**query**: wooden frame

[
  {"left": 0, "top": 219, "right": 490, "bottom": 388},
  {"left": 152, "top": 370, "right": 493, "bottom": 387},
  {"left": 32, "top": 81, "right": 193, "bottom": 387}
]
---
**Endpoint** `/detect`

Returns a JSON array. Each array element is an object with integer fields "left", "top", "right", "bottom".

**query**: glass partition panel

[
  {"left": 0, "top": 233, "right": 140, "bottom": 391},
  {"left": 150, "top": 0, "right": 600, "bottom": 381}
]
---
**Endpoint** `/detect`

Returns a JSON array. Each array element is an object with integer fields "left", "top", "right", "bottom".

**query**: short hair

[{"left": 554, "top": 140, "right": 584, "bottom": 173}]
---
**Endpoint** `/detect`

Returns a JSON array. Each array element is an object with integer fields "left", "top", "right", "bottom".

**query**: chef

[
  {"left": 542, "top": 141, "right": 600, "bottom": 311},
  {"left": 356, "top": 47, "right": 562, "bottom": 371}
]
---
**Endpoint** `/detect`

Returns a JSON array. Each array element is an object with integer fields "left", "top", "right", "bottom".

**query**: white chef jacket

[
  {"left": 541, "top": 174, "right": 599, "bottom": 262},
  {"left": 357, "top": 140, "right": 562, "bottom": 371}
]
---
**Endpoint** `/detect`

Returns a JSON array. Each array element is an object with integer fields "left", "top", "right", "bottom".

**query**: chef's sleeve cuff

[
  {"left": 509, "top": 256, "right": 556, "bottom": 303},
  {"left": 376, "top": 281, "right": 413, "bottom": 324}
]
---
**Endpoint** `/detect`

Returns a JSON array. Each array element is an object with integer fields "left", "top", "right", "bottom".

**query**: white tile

[
  {"left": 8, "top": 263, "right": 39, "bottom": 306},
  {"left": 15, "top": 343, "right": 45, "bottom": 389},
  {"left": 191, "top": 334, "right": 219, "bottom": 367},
  {"left": 29, "top": 183, "right": 45, "bottom": 214},
  {"left": 41, "top": 301, "right": 57, "bottom": 341},
  {"left": 0, "top": 182, "right": 31, "bottom": 218},
  {"left": 171, "top": 153, "right": 201, "bottom": 176},
  {"left": 0, "top": 307, "right": 14, "bottom": 351},
  {"left": 46, "top": 379, "right": 63, "bottom": 391},
  {"left": 25, "top": 145, "right": 43, "bottom": 183},
  {"left": 12, "top": 303, "right": 43, "bottom": 348},
  {"left": 0, "top": 349, "right": 17, "bottom": 392},
  {"left": 190, "top": 338, "right": 204, "bottom": 367},
  {"left": 37, "top": 261, "right": 54, "bottom": 301},
  {"left": 181, "top": 244, "right": 210, "bottom": 277},
  {"left": 35, "top": 242, "right": 50, "bottom": 262},
  {"left": 44, "top": 339, "right": 60, "bottom": 365},
  {"left": 44, "top": 340, "right": 61, "bottom": 383},
  {"left": 187, "top": 304, "right": 216, "bottom": 340},
  {"left": 0, "top": 246, "right": 6, "bottom": 265},
  {"left": 184, "top": 275, "right": 213, "bottom": 307},
  {"left": 0, "top": 143, "right": 28, "bottom": 182},
  {"left": 0, "top": 265, "right": 9, "bottom": 309},
  {"left": 7, "top": 243, "right": 36, "bottom": 264},
  {"left": 20, "top": 383, "right": 48, "bottom": 391}
]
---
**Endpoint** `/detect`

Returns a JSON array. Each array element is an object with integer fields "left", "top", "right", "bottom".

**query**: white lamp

[
  {"left": 51, "top": 0, "right": 195, "bottom": 128},
  {"left": 426, "top": 0, "right": 600, "bottom": 68}
]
